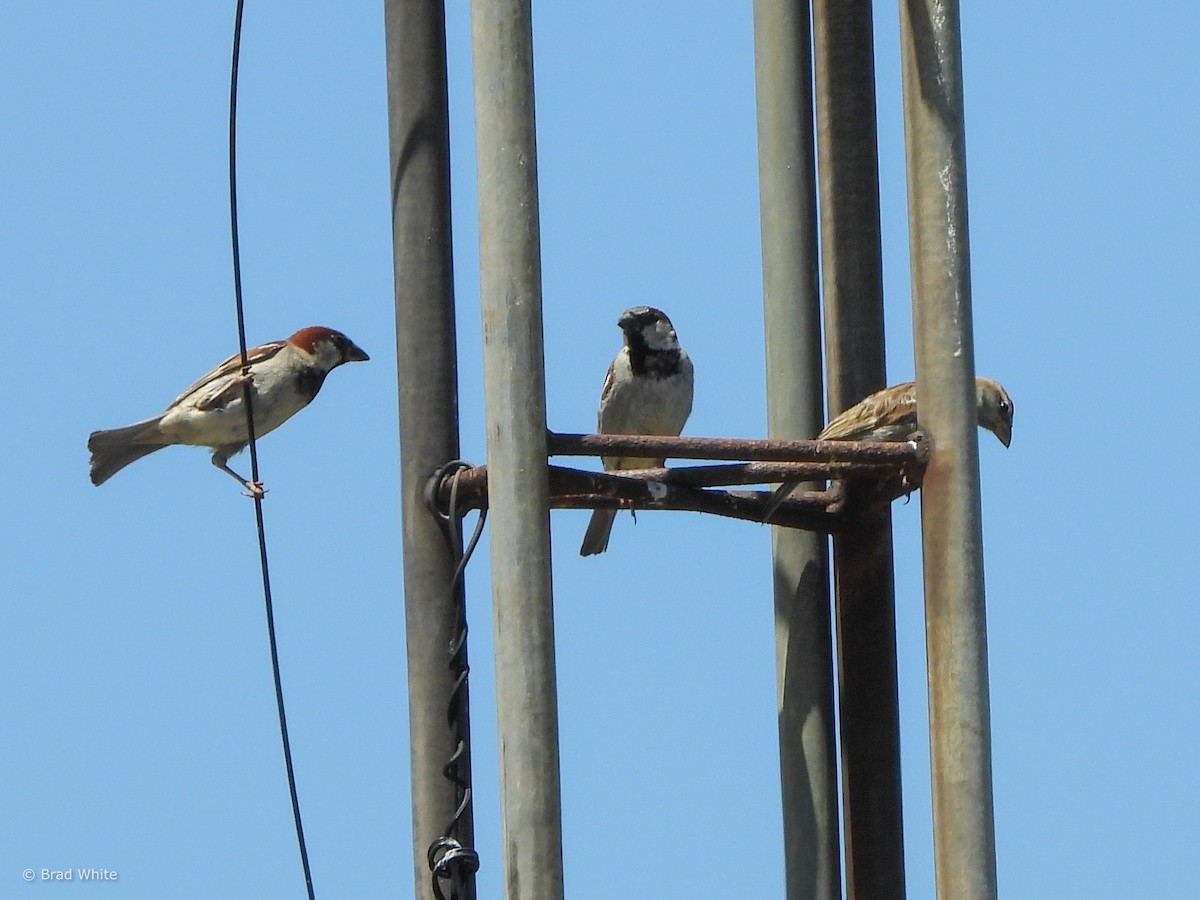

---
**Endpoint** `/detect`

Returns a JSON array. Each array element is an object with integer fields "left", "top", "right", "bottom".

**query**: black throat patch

[
  {"left": 296, "top": 366, "right": 330, "bottom": 402},
  {"left": 627, "top": 339, "right": 682, "bottom": 379}
]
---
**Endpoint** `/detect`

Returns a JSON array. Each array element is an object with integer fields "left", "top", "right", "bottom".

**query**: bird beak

[
  {"left": 345, "top": 341, "right": 370, "bottom": 363},
  {"left": 995, "top": 421, "right": 1012, "bottom": 448}
]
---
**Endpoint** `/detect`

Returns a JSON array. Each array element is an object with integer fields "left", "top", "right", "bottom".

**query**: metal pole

[
  {"left": 752, "top": 1, "right": 840, "bottom": 897},
  {"left": 811, "top": 1, "right": 907, "bottom": 897},
  {"left": 470, "top": 2, "right": 565, "bottom": 898},
  {"left": 899, "top": 1, "right": 998, "bottom": 897},
  {"left": 384, "top": 4, "right": 474, "bottom": 899}
]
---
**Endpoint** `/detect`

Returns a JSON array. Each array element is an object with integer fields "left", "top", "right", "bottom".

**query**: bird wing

[
  {"left": 819, "top": 380, "right": 917, "bottom": 440},
  {"left": 596, "top": 356, "right": 619, "bottom": 421},
  {"left": 166, "top": 340, "right": 288, "bottom": 411}
]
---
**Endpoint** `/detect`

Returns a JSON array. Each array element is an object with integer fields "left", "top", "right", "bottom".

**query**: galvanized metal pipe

[
  {"left": 469, "top": 1, "right": 565, "bottom": 897},
  {"left": 383, "top": 3, "right": 474, "bottom": 898},
  {"left": 812, "top": 1, "right": 907, "bottom": 897},
  {"left": 813, "top": 0, "right": 888, "bottom": 414},
  {"left": 752, "top": 1, "right": 840, "bottom": 892},
  {"left": 899, "top": 0, "right": 998, "bottom": 897}
]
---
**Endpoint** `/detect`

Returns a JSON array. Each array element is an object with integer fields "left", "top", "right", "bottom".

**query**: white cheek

[{"left": 643, "top": 322, "right": 678, "bottom": 351}]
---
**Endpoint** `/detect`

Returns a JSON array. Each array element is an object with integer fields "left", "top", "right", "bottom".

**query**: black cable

[
  {"left": 229, "top": 3, "right": 315, "bottom": 897},
  {"left": 424, "top": 463, "right": 485, "bottom": 900}
]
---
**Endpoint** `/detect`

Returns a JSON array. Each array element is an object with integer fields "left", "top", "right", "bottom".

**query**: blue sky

[{"left": 5, "top": 2, "right": 1199, "bottom": 898}]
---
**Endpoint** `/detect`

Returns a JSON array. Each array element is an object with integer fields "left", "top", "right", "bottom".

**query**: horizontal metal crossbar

[
  {"left": 427, "top": 432, "right": 927, "bottom": 534},
  {"left": 547, "top": 430, "right": 929, "bottom": 465}
]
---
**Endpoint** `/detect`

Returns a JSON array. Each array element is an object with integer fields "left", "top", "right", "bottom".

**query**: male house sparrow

[
  {"left": 88, "top": 326, "right": 369, "bottom": 496},
  {"left": 580, "top": 306, "right": 694, "bottom": 556},
  {"left": 766, "top": 376, "right": 1013, "bottom": 516}
]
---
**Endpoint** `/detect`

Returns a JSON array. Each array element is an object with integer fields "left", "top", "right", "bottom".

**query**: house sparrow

[
  {"left": 765, "top": 376, "right": 1013, "bottom": 517},
  {"left": 580, "top": 306, "right": 694, "bottom": 556},
  {"left": 88, "top": 326, "right": 369, "bottom": 496}
]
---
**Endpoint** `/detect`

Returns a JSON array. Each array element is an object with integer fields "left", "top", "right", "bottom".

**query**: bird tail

[
  {"left": 87, "top": 417, "right": 166, "bottom": 486},
  {"left": 760, "top": 478, "right": 800, "bottom": 523},
  {"left": 580, "top": 509, "right": 617, "bottom": 556}
]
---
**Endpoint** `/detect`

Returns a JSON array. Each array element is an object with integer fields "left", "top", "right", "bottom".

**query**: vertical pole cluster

[
  {"left": 383, "top": 3, "right": 474, "bottom": 899},
  {"left": 752, "top": 2, "right": 840, "bottom": 898},
  {"left": 386, "top": 3, "right": 996, "bottom": 897},
  {"left": 470, "top": 2, "right": 566, "bottom": 898},
  {"left": 812, "top": 2, "right": 907, "bottom": 897},
  {"left": 900, "top": 1, "right": 999, "bottom": 897}
]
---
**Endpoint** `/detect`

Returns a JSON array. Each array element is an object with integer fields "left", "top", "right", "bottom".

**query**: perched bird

[
  {"left": 818, "top": 377, "right": 1013, "bottom": 446},
  {"left": 580, "top": 306, "right": 694, "bottom": 556},
  {"left": 88, "top": 326, "right": 369, "bottom": 496},
  {"left": 765, "top": 376, "right": 1013, "bottom": 517}
]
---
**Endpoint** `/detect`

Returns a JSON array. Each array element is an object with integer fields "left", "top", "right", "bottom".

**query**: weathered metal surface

[
  {"left": 384, "top": 1, "right": 475, "bottom": 896},
  {"left": 471, "top": 0, "right": 564, "bottom": 895},
  {"left": 901, "top": 0, "right": 999, "bottom": 895}
]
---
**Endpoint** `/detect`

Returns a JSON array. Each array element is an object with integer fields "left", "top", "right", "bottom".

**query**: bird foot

[{"left": 243, "top": 481, "right": 267, "bottom": 499}]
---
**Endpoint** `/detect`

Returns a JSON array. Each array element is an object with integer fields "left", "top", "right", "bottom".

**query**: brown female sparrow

[
  {"left": 766, "top": 376, "right": 1013, "bottom": 516},
  {"left": 818, "top": 377, "right": 1013, "bottom": 445},
  {"left": 580, "top": 306, "right": 694, "bottom": 556},
  {"left": 88, "top": 326, "right": 369, "bottom": 496}
]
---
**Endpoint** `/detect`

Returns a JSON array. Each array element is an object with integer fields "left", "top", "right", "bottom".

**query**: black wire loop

[
  {"left": 428, "top": 838, "right": 482, "bottom": 900},
  {"left": 423, "top": 460, "right": 486, "bottom": 900},
  {"left": 425, "top": 460, "right": 488, "bottom": 594}
]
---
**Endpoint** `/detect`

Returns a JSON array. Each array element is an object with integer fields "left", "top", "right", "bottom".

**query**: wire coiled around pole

[{"left": 424, "top": 461, "right": 486, "bottom": 900}]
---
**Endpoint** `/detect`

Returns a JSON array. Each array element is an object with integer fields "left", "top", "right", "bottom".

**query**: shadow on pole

[
  {"left": 813, "top": 0, "right": 907, "bottom": 897},
  {"left": 752, "top": 1, "right": 841, "bottom": 897},
  {"left": 384, "top": 2, "right": 476, "bottom": 898}
]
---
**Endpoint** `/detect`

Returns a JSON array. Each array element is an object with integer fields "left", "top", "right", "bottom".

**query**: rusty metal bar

[
  {"left": 900, "top": 0, "right": 998, "bottom": 897},
  {"left": 433, "top": 464, "right": 838, "bottom": 522},
  {"left": 647, "top": 461, "right": 909, "bottom": 487},
  {"left": 469, "top": 0, "right": 564, "bottom": 897},
  {"left": 548, "top": 431, "right": 928, "bottom": 465},
  {"left": 558, "top": 461, "right": 910, "bottom": 489},
  {"left": 435, "top": 463, "right": 842, "bottom": 496},
  {"left": 426, "top": 463, "right": 923, "bottom": 536},
  {"left": 383, "top": 2, "right": 474, "bottom": 898},
  {"left": 751, "top": 0, "right": 840, "bottom": 890},
  {"left": 811, "top": 0, "right": 907, "bottom": 896}
]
